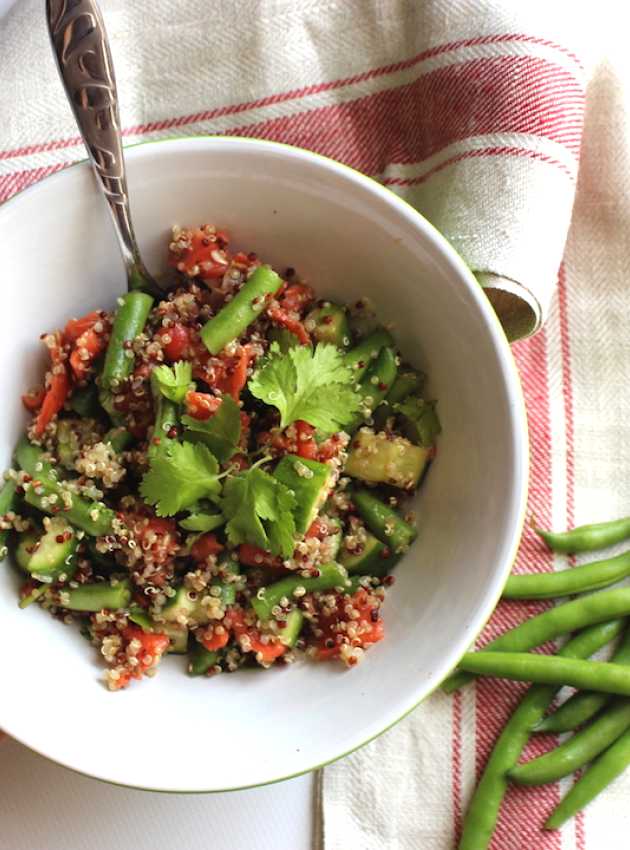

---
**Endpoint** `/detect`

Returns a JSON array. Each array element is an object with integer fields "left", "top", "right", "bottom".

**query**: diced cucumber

[
  {"left": 344, "top": 328, "right": 394, "bottom": 380},
  {"left": 56, "top": 420, "right": 79, "bottom": 469},
  {"left": 395, "top": 396, "right": 441, "bottom": 447},
  {"left": 188, "top": 643, "right": 219, "bottom": 676},
  {"left": 0, "top": 478, "right": 17, "bottom": 562},
  {"left": 326, "top": 517, "right": 342, "bottom": 560},
  {"left": 52, "top": 579, "right": 131, "bottom": 611},
  {"left": 348, "top": 298, "right": 380, "bottom": 340},
  {"left": 273, "top": 455, "right": 333, "bottom": 535},
  {"left": 16, "top": 517, "right": 78, "bottom": 582},
  {"left": 387, "top": 369, "right": 425, "bottom": 405},
  {"left": 279, "top": 608, "right": 304, "bottom": 647},
  {"left": 161, "top": 585, "right": 210, "bottom": 626},
  {"left": 305, "top": 303, "right": 351, "bottom": 348},
  {"left": 345, "top": 430, "right": 429, "bottom": 490},
  {"left": 340, "top": 531, "right": 386, "bottom": 574},
  {"left": 164, "top": 623, "right": 189, "bottom": 654},
  {"left": 352, "top": 488, "right": 417, "bottom": 553}
]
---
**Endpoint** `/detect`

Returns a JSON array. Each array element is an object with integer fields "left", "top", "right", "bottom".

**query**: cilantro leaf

[
  {"left": 221, "top": 467, "right": 297, "bottom": 557},
  {"left": 151, "top": 361, "right": 193, "bottom": 403},
  {"left": 181, "top": 395, "right": 241, "bottom": 463},
  {"left": 140, "top": 441, "right": 220, "bottom": 517},
  {"left": 248, "top": 342, "right": 360, "bottom": 433}
]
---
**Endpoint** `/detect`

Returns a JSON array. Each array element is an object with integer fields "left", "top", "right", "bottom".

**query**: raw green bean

[
  {"left": 511, "top": 698, "right": 630, "bottom": 785},
  {"left": 443, "top": 586, "right": 630, "bottom": 693},
  {"left": 15, "top": 437, "right": 115, "bottom": 537},
  {"left": 352, "top": 488, "right": 416, "bottom": 553},
  {"left": 0, "top": 478, "right": 17, "bottom": 561},
  {"left": 348, "top": 346, "right": 398, "bottom": 432},
  {"left": 101, "top": 291, "right": 154, "bottom": 391},
  {"left": 104, "top": 426, "right": 133, "bottom": 454},
  {"left": 545, "top": 727, "right": 630, "bottom": 829},
  {"left": 344, "top": 328, "right": 394, "bottom": 380},
  {"left": 503, "top": 550, "right": 630, "bottom": 599},
  {"left": 457, "top": 621, "right": 623, "bottom": 850},
  {"left": 252, "top": 562, "right": 348, "bottom": 621},
  {"left": 200, "top": 265, "right": 282, "bottom": 355},
  {"left": 537, "top": 516, "right": 630, "bottom": 554},
  {"left": 188, "top": 643, "right": 220, "bottom": 676},
  {"left": 536, "top": 625, "right": 630, "bottom": 733},
  {"left": 459, "top": 651, "right": 630, "bottom": 696},
  {"left": 47, "top": 579, "right": 131, "bottom": 612}
]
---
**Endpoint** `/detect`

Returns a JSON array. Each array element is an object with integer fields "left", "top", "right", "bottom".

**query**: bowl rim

[{"left": 0, "top": 134, "right": 529, "bottom": 792}]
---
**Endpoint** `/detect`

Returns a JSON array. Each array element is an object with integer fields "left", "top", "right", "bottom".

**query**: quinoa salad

[{"left": 0, "top": 225, "right": 440, "bottom": 690}]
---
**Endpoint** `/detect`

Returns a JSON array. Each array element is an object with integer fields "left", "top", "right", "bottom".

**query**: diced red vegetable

[
  {"left": 225, "top": 608, "right": 287, "bottom": 664},
  {"left": 200, "top": 626, "right": 230, "bottom": 652},
  {"left": 69, "top": 327, "right": 106, "bottom": 381},
  {"left": 169, "top": 228, "right": 230, "bottom": 281},
  {"left": 185, "top": 390, "right": 221, "bottom": 420},
  {"left": 267, "top": 305, "right": 310, "bottom": 345},
  {"left": 21, "top": 388, "right": 45, "bottom": 413},
  {"left": 157, "top": 323, "right": 191, "bottom": 362},
  {"left": 64, "top": 311, "right": 102, "bottom": 343},
  {"left": 191, "top": 533, "right": 224, "bottom": 562},
  {"left": 295, "top": 419, "right": 318, "bottom": 459},
  {"left": 237, "top": 544, "right": 282, "bottom": 568}
]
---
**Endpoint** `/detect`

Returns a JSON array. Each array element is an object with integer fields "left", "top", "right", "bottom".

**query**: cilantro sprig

[
  {"left": 221, "top": 466, "right": 297, "bottom": 558},
  {"left": 151, "top": 361, "right": 193, "bottom": 404},
  {"left": 140, "top": 441, "right": 221, "bottom": 517},
  {"left": 181, "top": 395, "right": 241, "bottom": 463},
  {"left": 248, "top": 342, "right": 360, "bottom": 433}
]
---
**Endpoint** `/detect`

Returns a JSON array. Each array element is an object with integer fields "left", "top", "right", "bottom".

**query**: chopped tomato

[
  {"left": 226, "top": 608, "right": 287, "bottom": 664},
  {"left": 295, "top": 420, "right": 318, "bottom": 459},
  {"left": 191, "top": 533, "right": 224, "bottom": 562},
  {"left": 215, "top": 347, "right": 252, "bottom": 401},
  {"left": 306, "top": 517, "right": 330, "bottom": 540},
  {"left": 64, "top": 311, "right": 102, "bottom": 343},
  {"left": 169, "top": 228, "right": 230, "bottom": 281},
  {"left": 123, "top": 626, "right": 170, "bottom": 659},
  {"left": 238, "top": 544, "right": 282, "bottom": 568},
  {"left": 157, "top": 323, "right": 191, "bottom": 362},
  {"left": 317, "top": 433, "right": 345, "bottom": 462},
  {"left": 121, "top": 513, "right": 179, "bottom": 571},
  {"left": 267, "top": 305, "right": 310, "bottom": 345},
  {"left": 278, "top": 283, "right": 314, "bottom": 313},
  {"left": 185, "top": 390, "right": 221, "bottom": 420},
  {"left": 69, "top": 327, "right": 106, "bottom": 380},
  {"left": 200, "top": 626, "right": 230, "bottom": 652},
  {"left": 231, "top": 452, "right": 250, "bottom": 471},
  {"left": 21, "top": 388, "right": 45, "bottom": 413},
  {"left": 34, "top": 333, "right": 71, "bottom": 437}
]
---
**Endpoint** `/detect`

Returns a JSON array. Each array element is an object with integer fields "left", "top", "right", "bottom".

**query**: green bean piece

[
  {"left": 536, "top": 624, "right": 630, "bottom": 733},
  {"left": 458, "top": 621, "right": 623, "bottom": 850},
  {"left": 386, "top": 369, "right": 424, "bottom": 405},
  {"left": 511, "top": 699, "right": 630, "bottom": 785},
  {"left": 348, "top": 346, "right": 398, "bottom": 432},
  {"left": 252, "top": 562, "right": 348, "bottom": 621},
  {"left": 443, "top": 586, "right": 630, "bottom": 693},
  {"left": 104, "top": 426, "right": 133, "bottom": 454},
  {"left": 100, "top": 291, "right": 154, "bottom": 392},
  {"left": 48, "top": 579, "right": 131, "bottom": 612},
  {"left": 537, "top": 516, "right": 630, "bottom": 554},
  {"left": 15, "top": 437, "right": 115, "bottom": 537},
  {"left": 344, "top": 328, "right": 394, "bottom": 380},
  {"left": 148, "top": 394, "right": 178, "bottom": 458},
  {"left": 459, "top": 651, "right": 630, "bottom": 696},
  {"left": 503, "top": 550, "right": 630, "bottom": 600},
  {"left": 545, "top": 727, "right": 630, "bottom": 830},
  {"left": 0, "top": 478, "right": 17, "bottom": 561},
  {"left": 352, "top": 488, "right": 416, "bottom": 554},
  {"left": 188, "top": 643, "right": 220, "bottom": 676},
  {"left": 18, "top": 585, "right": 47, "bottom": 609},
  {"left": 200, "top": 265, "right": 282, "bottom": 355}
]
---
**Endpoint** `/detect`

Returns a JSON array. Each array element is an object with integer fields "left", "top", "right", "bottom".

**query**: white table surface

[{"left": 0, "top": 1, "right": 315, "bottom": 847}]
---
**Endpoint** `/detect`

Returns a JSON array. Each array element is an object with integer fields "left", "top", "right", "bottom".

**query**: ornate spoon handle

[{"left": 46, "top": 0, "right": 158, "bottom": 294}]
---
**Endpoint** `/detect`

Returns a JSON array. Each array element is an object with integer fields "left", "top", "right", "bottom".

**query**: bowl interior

[{"left": 0, "top": 137, "right": 526, "bottom": 791}]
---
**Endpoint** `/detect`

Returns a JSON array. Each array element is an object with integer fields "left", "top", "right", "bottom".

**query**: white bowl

[{"left": 0, "top": 137, "right": 527, "bottom": 792}]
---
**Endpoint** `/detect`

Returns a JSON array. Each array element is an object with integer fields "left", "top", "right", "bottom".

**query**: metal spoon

[{"left": 46, "top": 0, "right": 161, "bottom": 297}]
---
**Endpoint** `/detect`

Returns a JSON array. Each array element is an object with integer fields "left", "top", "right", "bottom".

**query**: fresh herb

[
  {"left": 221, "top": 466, "right": 296, "bottom": 558},
  {"left": 151, "top": 361, "right": 193, "bottom": 404},
  {"left": 178, "top": 511, "right": 225, "bottom": 532},
  {"left": 248, "top": 342, "right": 360, "bottom": 433},
  {"left": 181, "top": 395, "right": 241, "bottom": 463},
  {"left": 140, "top": 441, "right": 220, "bottom": 516}
]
